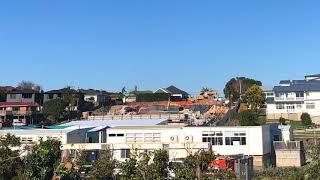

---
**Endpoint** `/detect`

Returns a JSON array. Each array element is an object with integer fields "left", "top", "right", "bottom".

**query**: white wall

[{"left": 105, "top": 126, "right": 271, "bottom": 161}]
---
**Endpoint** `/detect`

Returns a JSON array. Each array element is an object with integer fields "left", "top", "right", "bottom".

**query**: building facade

[{"left": 266, "top": 74, "right": 320, "bottom": 123}]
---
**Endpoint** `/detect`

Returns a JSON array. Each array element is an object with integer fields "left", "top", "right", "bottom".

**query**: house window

[
  {"left": 126, "top": 133, "right": 143, "bottom": 142},
  {"left": 296, "top": 103, "right": 302, "bottom": 109},
  {"left": 306, "top": 103, "right": 315, "bottom": 109},
  {"left": 286, "top": 104, "right": 295, "bottom": 110},
  {"left": 296, "top": 92, "right": 304, "bottom": 98},
  {"left": 48, "top": 94, "right": 54, "bottom": 99},
  {"left": 108, "top": 134, "right": 124, "bottom": 137},
  {"left": 225, "top": 132, "right": 246, "bottom": 146},
  {"left": 22, "top": 93, "right": 33, "bottom": 99},
  {"left": 121, "top": 149, "right": 130, "bottom": 159},
  {"left": 12, "top": 107, "right": 19, "bottom": 111},
  {"left": 202, "top": 131, "right": 223, "bottom": 145},
  {"left": 276, "top": 104, "right": 285, "bottom": 109},
  {"left": 9, "top": 94, "right": 16, "bottom": 99},
  {"left": 144, "top": 133, "right": 161, "bottom": 142}
]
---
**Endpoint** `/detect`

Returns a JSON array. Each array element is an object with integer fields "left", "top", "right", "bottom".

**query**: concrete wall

[{"left": 275, "top": 150, "right": 305, "bottom": 167}]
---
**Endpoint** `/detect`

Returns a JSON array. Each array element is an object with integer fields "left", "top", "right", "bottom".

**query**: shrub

[
  {"left": 301, "top": 113, "right": 312, "bottom": 126},
  {"left": 238, "top": 110, "right": 258, "bottom": 126}
]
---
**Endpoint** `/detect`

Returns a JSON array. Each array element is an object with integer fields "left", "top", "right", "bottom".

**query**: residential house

[
  {"left": 6, "top": 89, "right": 43, "bottom": 105},
  {"left": 124, "top": 90, "right": 153, "bottom": 103},
  {"left": 0, "top": 102, "right": 41, "bottom": 126},
  {"left": 266, "top": 74, "right": 320, "bottom": 124},
  {"left": 79, "top": 89, "right": 111, "bottom": 106},
  {"left": 154, "top": 85, "right": 189, "bottom": 101}
]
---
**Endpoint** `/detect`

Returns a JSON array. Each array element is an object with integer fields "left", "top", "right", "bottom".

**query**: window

[
  {"left": 202, "top": 131, "right": 223, "bottom": 145},
  {"left": 21, "top": 137, "right": 33, "bottom": 142},
  {"left": 296, "top": 92, "right": 304, "bottom": 98},
  {"left": 108, "top": 134, "right": 124, "bottom": 137},
  {"left": 306, "top": 103, "right": 315, "bottom": 109},
  {"left": 286, "top": 104, "right": 295, "bottom": 110},
  {"left": 296, "top": 103, "right": 302, "bottom": 109},
  {"left": 144, "top": 133, "right": 161, "bottom": 142},
  {"left": 225, "top": 132, "right": 246, "bottom": 146},
  {"left": 9, "top": 94, "right": 16, "bottom": 99},
  {"left": 22, "top": 93, "right": 33, "bottom": 99},
  {"left": 12, "top": 107, "right": 19, "bottom": 111},
  {"left": 121, "top": 149, "right": 130, "bottom": 159},
  {"left": 266, "top": 92, "right": 274, "bottom": 96},
  {"left": 276, "top": 104, "right": 285, "bottom": 109},
  {"left": 48, "top": 94, "right": 54, "bottom": 99},
  {"left": 126, "top": 133, "right": 143, "bottom": 142}
]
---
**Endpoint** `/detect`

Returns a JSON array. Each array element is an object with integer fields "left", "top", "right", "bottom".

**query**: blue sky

[{"left": 1, "top": 1, "right": 320, "bottom": 95}]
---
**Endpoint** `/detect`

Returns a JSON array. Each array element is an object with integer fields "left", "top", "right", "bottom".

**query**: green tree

[
  {"left": 238, "top": 110, "right": 259, "bottom": 126},
  {"left": 25, "top": 139, "right": 61, "bottom": 180},
  {"left": 242, "top": 84, "right": 266, "bottom": 110},
  {"left": 90, "top": 149, "right": 117, "bottom": 180},
  {"left": 43, "top": 98, "right": 68, "bottom": 120},
  {"left": 152, "top": 149, "right": 169, "bottom": 179},
  {"left": 174, "top": 155, "right": 197, "bottom": 180},
  {"left": 0, "top": 134, "right": 23, "bottom": 179},
  {"left": 120, "top": 158, "right": 138, "bottom": 180},
  {"left": 224, "top": 77, "right": 262, "bottom": 102},
  {"left": 301, "top": 113, "right": 312, "bottom": 126},
  {"left": 0, "top": 90, "right": 6, "bottom": 102},
  {"left": 136, "top": 151, "right": 155, "bottom": 180}
]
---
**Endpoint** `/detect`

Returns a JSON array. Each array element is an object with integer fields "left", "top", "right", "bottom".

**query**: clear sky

[{"left": 1, "top": 1, "right": 320, "bottom": 95}]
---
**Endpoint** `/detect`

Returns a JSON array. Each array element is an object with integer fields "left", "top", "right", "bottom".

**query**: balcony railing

[
  {"left": 275, "top": 97, "right": 305, "bottom": 101},
  {"left": 0, "top": 110, "right": 39, "bottom": 115}
]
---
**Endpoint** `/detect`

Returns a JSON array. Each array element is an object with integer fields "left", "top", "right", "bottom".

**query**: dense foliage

[
  {"left": 301, "top": 113, "right": 312, "bottom": 126},
  {"left": 279, "top": 117, "right": 286, "bottom": 125},
  {"left": 25, "top": 139, "right": 62, "bottom": 179},
  {"left": 136, "top": 93, "right": 170, "bottom": 102},
  {"left": 224, "top": 77, "right": 262, "bottom": 102},
  {"left": 43, "top": 98, "right": 68, "bottom": 120},
  {"left": 90, "top": 149, "right": 117, "bottom": 180},
  {"left": 0, "top": 134, "right": 23, "bottom": 179},
  {"left": 242, "top": 84, "right": 266, "bottom": 110}
]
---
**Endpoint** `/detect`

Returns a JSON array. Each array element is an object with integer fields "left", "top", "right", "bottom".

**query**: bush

[
  {"left": 238, "top": 110, "right": 258, "bottom": 126},
  {"left": 279, "top": 117, "right": 286, "bottom": 125},
  {"left": 301, "top": 113, "right": 312, "bottom": 126}
]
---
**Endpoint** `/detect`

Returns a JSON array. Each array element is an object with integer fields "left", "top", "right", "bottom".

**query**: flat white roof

[
  {"left": 0, "top": 128, "right": 77, "bottom": 136},
  {"left": 61, "top": 119, "right": 166, "bottom": 129}
]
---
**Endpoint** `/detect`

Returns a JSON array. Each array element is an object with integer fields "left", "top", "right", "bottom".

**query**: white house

[{"left": 266, "top": 74, "right": 320, "bottom": 124}]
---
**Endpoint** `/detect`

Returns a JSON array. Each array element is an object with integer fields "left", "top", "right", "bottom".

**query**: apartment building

[{"left": 266, "top": 74, "right": 320, "bottom": 123}]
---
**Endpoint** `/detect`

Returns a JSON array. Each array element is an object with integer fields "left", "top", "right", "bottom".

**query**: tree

[
  {"left": 43, "top": 98, "right": 68, "bottom": 120},
  {"left": 152, "top": 149, "right": 169, "bottom": 179},
  {"left": 200, "top": 87, "right": 211, "bottom": 95},
  {"left": 242, "top": 84, "right": 266, "bottom": 110},
  {"left": 301, "top": 113, "right": 312, "bottom": 126},
  {"left": 25, "top": 139, "right": 61, "bottom": 179},
  {"left": 174, "top": 155, "right": 197, "bottom": 180},
  {"left": 224, "top": 77, "right": 262, "bottom": 102},
  {"left": 0, "top": 90, "right": 6, "bottom": 102},
  {"left": 0, "top": 134, "right": 23, "bottom": 179},
  {"left": 90, "top": 149, "right": 117, "bottom": 180},
  {"left": 17, "top": 80, "right": 42, "bottom": 91},
  {"left": 120, "top": 158, "right": 138, "bottom": 180}
]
